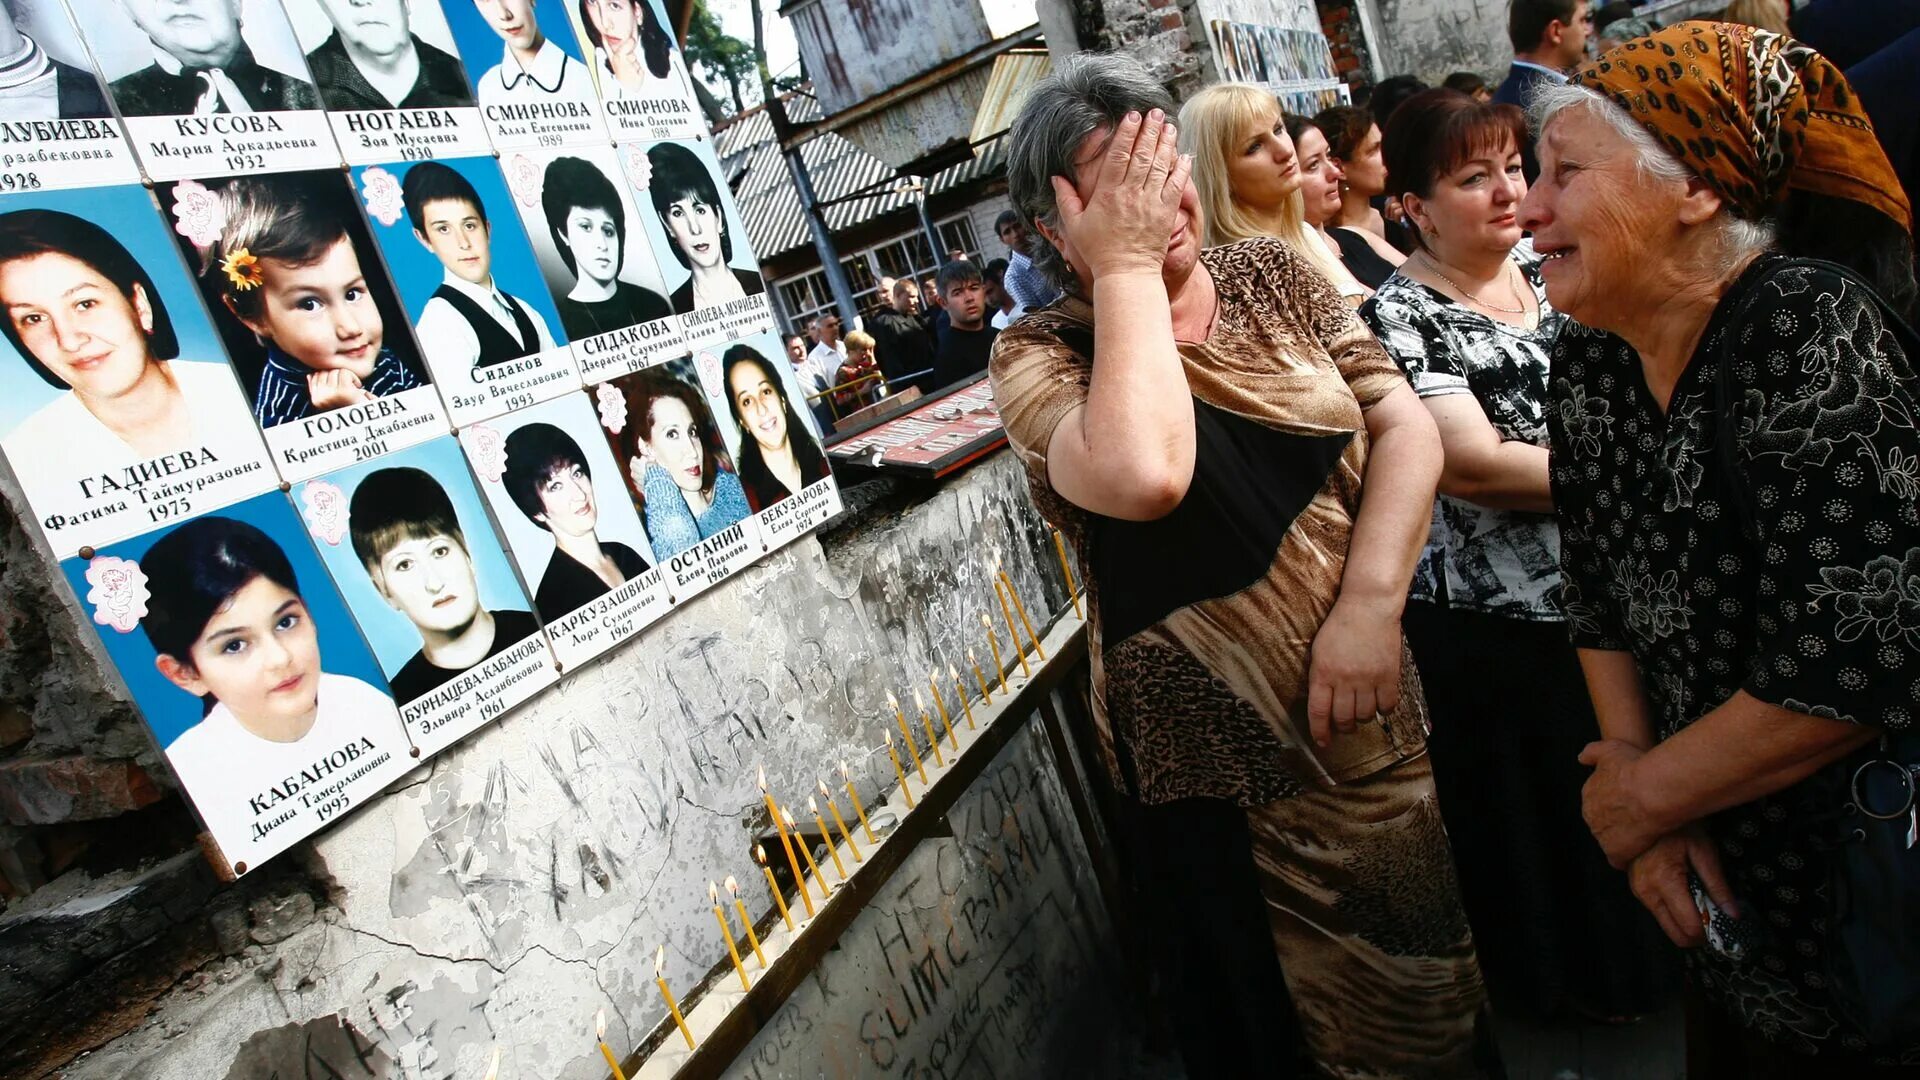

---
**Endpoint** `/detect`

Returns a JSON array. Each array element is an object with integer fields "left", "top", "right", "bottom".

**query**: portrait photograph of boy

[
  {"left": 447, "top": 0, "right": 603, "bottom": 148},
  {"left": 62, "top": 490, "right": 413, "bottom": 873},
  {"left": 0, "top": 185, "right": 275, "bottom": 557},
  {"left": 282, "top": 0, "right": 474, "bottom": 113},
  {"left": 157, "top": 171, "right": 435, "bottom": 432},
  {"left": 352, "top": 157, "right": 580, "bottom": 423},
  {"left": 505, "top": 146, "right": 672, "bottom": 342},
  {"left": 631, "top": 139, "right": 766, "bottom": 318},
  {"left": 78, "top": 0, "right": 321, "bottom": 118},
  {"left": 294, "top": 437, "right": 554, "bottom": 734}
]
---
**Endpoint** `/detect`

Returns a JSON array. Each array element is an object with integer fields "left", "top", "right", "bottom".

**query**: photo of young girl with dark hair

[
  {"left": 176, "top": 173, "right": 431, "bottom": 429},
  {"left": 602, "top": 365, "right": 748, "bottom": 560},
  {"left": 144, "top": 515, "right": 393, "bottom": 748},
  {"left": 721, "top": 342, "right": 827, "bottom": 512},
  {"left": 502, "top": 420, "right": 650, "bottom": 619},
  {"left": 537, "top": 154, "right": 671, "bottom": 339},
  {"left": 644, "top": 141, "right": 764, "bottom": 316}
]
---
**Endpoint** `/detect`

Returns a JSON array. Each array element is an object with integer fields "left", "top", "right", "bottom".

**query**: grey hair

[
  {"left": 1005, "top": 53, "right": 1176, "bottom": 293},
  {"left": 1530, "top": 82, "right": 1777, "bottom": 261}
]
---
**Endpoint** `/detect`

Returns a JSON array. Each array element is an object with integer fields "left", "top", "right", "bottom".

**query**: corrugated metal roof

[
  {"left": 969, "top": 50, "right": 1051, "bottom": 145},
  {"left": 714, "top": 90, "right": 1006, "bottom": 262}
]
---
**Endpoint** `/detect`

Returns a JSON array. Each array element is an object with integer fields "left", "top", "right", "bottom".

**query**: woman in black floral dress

[{"left": 1523, "top": 22, "right": 1919, "bottom": 1072}]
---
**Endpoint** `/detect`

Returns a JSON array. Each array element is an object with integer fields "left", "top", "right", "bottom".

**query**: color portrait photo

[
  {"left": 60, "top": 489, "right": 413, "bottom": 875},
  {"left": 352, "top": 156, "right": 581, "bottom": 425},
  {"left": 156, "top": 169, "right": 448, "bottom": 478},
  {"left": 460, "top": 388, "right": 669, "bottom": 668},
  {"left": 0, "top": 183, "right": 276, "bottom": 557},
  {"left": 567, "top": 0, "right": 702, "bottom": 141},
  {"left": 294, "top": 435, "right": 556, "bottom": 754},
  {"left": 443, "top": 0, "right": 605, "bottom": 149}
]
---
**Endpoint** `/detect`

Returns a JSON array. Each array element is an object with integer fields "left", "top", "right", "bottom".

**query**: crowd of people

[{"left": 986, "top": 1, "right": 1919, "bottom": 1076}]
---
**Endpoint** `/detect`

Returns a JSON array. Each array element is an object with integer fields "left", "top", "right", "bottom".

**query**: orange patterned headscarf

[{"left": 1569, "top": 21, "right": 1911, "bottom": 233}]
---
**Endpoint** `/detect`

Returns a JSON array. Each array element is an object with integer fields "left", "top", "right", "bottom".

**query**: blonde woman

[{"left": 1176, "top": 83, "right": 1368, "bottom": 305}]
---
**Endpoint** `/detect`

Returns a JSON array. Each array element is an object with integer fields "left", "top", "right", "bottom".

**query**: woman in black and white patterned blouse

[{"left": 1362, "top": 87, "right": 1674, "bottom": 1023}]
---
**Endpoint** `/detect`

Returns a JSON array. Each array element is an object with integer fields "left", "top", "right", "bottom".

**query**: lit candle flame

[
  {"left": 596, "top": 1008, "right": 608, "bottom": 1039},
  {"left": 808, "top": 795, "right": 819, "bottom": 813},
  {"left": 884, "top": 728, "right": 894, "bottom": 747},
  {"left": 839, "top": 759, "right": 850, "bottom": 779},
  {"left": 708, "top": 880, "right": 719, "bottom": 902},
  {"left": 724, "top": 875, "right": 740, "bottom": 895},
  {"left": 755, "top": 843, "right": 768, "bottom": 865},
  {"left": 968, "top": 648, "right": 978, "bottom": 662},
  {"left": 886, "top": 690, "right": 899, "bottom": 709},
  {"left": 980, "top": 613, "right": 992, "bottom": 629},
  {"left": 781, "top": 807, "right": 797, "bottom": 828},
  {"left": 757, "top": 763, "right": 767, "bottom": 791},
  {"left": 654, "top": 944, "right": 666, "bottom": 976},
  {"left": 483, "top": 1046, "right": 499, "bottom": 1080},
  {"left": 949, "top": 662, "right": 959, "bottom": 680},
  {"left": 912, "top": 687, "right": 924, "bottom": 709},
  {"left": 819, "top": 779, "right": 831, "bottom": 797}
]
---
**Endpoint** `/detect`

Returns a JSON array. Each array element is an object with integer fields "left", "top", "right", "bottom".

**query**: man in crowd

[
  {"left": 930, "top": 260, "right": 996, "bottom": 390},
  {"left": 868, "top": 276, "right": 936, "bottom": 394},
  {"left": 806, "top": 312, "right": 848, "bottom": 390},
  {"left": 984, "top": 258, "right": 1020, "bottom": 330},
  {"left": 786, "top": 332, "right": 834, "bottom": 430},
  {"left": 995, "top": 210, "right": 1060, "bottom": 312},
  {"left": 302, "top": 0, "right": 472, "bottom": 111},
  {"left": 0, "top": 0, "right": 110, "bottom": 119},
  {"left": 1494, "top": 0, "right": 1590, "bottom": 179},
  {"left": 108, "top": 0, "right": 321, "bottom": 116},
  {"left": 919, "top": 275, "right": 948, "bottom": 344}
]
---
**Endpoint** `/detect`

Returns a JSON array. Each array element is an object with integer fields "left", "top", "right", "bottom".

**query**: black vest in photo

[{"left": 432, "top": 284, "right": 540, "bottom": 366}]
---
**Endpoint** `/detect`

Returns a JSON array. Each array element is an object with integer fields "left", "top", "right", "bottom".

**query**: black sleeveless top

[
  {"left": 1330, "top": 227, "right": 1399, "bottom": 292},
  {"left": 432, "top": 284, "right": 539, "bottom": 366}
]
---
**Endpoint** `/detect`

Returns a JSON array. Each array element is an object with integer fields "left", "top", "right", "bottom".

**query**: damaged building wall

[{"left": 1, "top": 452, "right": 1123, "bottom": 1080}]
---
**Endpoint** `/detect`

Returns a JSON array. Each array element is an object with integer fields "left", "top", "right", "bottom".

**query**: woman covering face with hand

[
  {"left": 503, "top": 421, "right": 649, "bottom": 620},
  {"left": 614, "top": 369, "right": 748, "bottom": 559},
  {"left": 578, "top": 0, "right": 686, "bottom": 100},
  {"left": 723, "top": 343, "right": 827, "bottom": 511}
]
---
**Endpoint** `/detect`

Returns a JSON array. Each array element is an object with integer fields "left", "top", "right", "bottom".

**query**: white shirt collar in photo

[{"left": 496, "top": 37, "right": 569, "bottom": 94}]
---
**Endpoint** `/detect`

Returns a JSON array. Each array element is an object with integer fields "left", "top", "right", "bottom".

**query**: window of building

[{"left": 774, "top": 214, "right": 987, "bottom": 335}]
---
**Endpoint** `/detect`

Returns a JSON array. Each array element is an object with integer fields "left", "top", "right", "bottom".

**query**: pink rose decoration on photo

[
  {"left": 624, "top": 145, "right": 653, "bottom": 191},
  {"left": 468, "top": 423, "right": 507, "bottom": 483},
  {"left": 170, "top": 180, "right": 227, "bottom": 248},
  {"left": 596, "top": 382, "right": 627, "bottom": 434},
  {"left": 505, "top": 154, "right": 541, "bottom": 208},
  {"left": 360, "top": 167, "right": 405, "bottom": 227},
  {"left": 695, "top": 350, "right": 722, "bottom": 394},
  {"left": 85, "top": 556, "right": 150, "bottom": 634},
  {"left": 302, "top": 480, "right": 348, "bottom": 545}
]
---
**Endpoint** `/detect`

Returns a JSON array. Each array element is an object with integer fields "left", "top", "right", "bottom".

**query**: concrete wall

[
  {"left": 1, "top": 450, "right": 1117, "bottom": 1080},
  {"left": 1358, "top": 0, "right": 1512, "bottom": 85}
]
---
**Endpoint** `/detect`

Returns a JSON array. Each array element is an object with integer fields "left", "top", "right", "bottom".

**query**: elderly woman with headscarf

[
  {"left": 991, "top": 53, "right": 1492, "bottom": 1078},
  {"left": 1523, "top": 21, "right": 1920, "bottom": 1071}
]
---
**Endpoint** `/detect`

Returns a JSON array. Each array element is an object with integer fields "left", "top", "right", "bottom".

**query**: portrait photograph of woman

[
  {"left": 61, "top": 491, "right": 412, "bottom": 873},
  {"left": 632, "top": 139, "right": 766, "bottom": 318},
  {"left": 717, "top": 334, "right": 829, "bottom": 513},
  {"left": 569, "top": 0, "right": 701, "bottom": 139},
  {"left": 597, "top": 357, "right": 749, "bottom": 561},
  {"left": 506, "top": 146, "right": 673, "bottom": 342},
  {"left": 0, "top": 186, "right": 274, "bottom": 558}
]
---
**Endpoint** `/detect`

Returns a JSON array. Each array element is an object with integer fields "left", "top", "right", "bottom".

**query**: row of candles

[{"left": 590, "top": 535, "right": 1080, "bottom": 1077}]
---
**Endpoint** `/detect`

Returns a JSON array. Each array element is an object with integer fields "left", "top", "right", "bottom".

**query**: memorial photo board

[
  {"left": 705, "top": 330, "right": 840, "bottom": 550},
  {"left": 0, "top": 183, "right": 277, "bottom": 557},
  {"left": 293, "top": 435, "right": 557, "bottom": 757},
  {"left": 565, "top": 0, "right": 705, "bottom": 142},
  {"left": 351, "top": 155, "right": 580, "bottom": 425},
  {"left": 443, "top": 0, "right": 608, "bottom": 150},
  {"left": 0, "top": 0, "right": 143, "bottom": 191},
  {"left": 61, "top": 489, "right": 414, "bottom": 874},
  {"left": 72, "top": 0, "right": 340, "bottom": 179},
  {"left": 622, "top": 138, "right": 773, "bottom": 347}
]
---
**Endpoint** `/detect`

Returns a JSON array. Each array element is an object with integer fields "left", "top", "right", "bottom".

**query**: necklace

[{"left": 1419, "top": 253, "right": 1528, "bottom": 314}]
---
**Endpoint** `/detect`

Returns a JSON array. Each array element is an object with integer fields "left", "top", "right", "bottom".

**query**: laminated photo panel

[
  {"left": 293, "top": 435, "right": 557, "bottom": 757},
  {"left": 73, "top": 0, "right": 340, "bottom": 179},
  {"left": 591, "top": 354, "right": 761, "bottom": 604},
  {"left": 705, "top": 330, "right": 841, "bottom": 551},
  {"left": 621, "top": 139, "right": 773, "bottom": 347},
  {"left": 497, "top": 144, "right": 683, "bottom": 381},
  {"left": 460, "top": 390, "right": 670, "bottom": 669},
  {"left": 0, "top": 183, "right": 276, "bottom": 558},
  {"left": 442, "top": 0, "right": 609, "bottom": 150},
  {"left": 0, "top": 0, "right": 143, "bottom": 190},
  {"left": 155, "top": 169, "right": 449, "bottom": 480},
  {"left": 566, "top": 0, "right": 705, "bottom": 141},
  {"left": 60, "top": 489, "right": 413, "bottom": 876},
  {"left": 280, "top": 0, "right": 492, "bottom": 163},
  {"left": 351, "top": 156, "right": 581, "bottom": 425}
]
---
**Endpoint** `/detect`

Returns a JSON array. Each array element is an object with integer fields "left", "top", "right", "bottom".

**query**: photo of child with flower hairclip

[{"left": 158, "top": 172, "right": 433, "bottom": 430}]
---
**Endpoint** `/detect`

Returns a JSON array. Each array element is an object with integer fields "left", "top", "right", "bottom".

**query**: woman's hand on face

[
  {"left": 1305, "top": 599, "right": 1403, "bottom": 749},
  {"left": 1627, "top": 826, "right": 1738, "bottom": 948},
  {"left": 1050, "top": 109, "right": 1194, "bottom": 282},
  {"left": 626, "top": 451, "right": 653, "bottom": 492},
  {"left": 307, "top": 369, "right": 371, "bottom": 411},
  {"left": 1579, "top": 738, "right": 1668, "bottom": 868}
]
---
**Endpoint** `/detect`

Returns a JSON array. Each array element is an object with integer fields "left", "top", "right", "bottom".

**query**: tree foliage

[{"left": 684, "top": 0, "right": 758, "bottom": 113}]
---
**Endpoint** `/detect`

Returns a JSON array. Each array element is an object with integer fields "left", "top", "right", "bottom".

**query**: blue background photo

[
  {"left": 352, "top": 156, "right": 570, "bottom": 351},
  {"left": 0, "top": 184, "right": 234, "bottom": 441},
  {"left": 443, "top": 0, "right": 588, "bottom": 95},
  {"left": 293, "top": 435, "right": 536, "bottom": 678},
  {"left": 60, "top": 491, "right": 391, "bottom": 749}
]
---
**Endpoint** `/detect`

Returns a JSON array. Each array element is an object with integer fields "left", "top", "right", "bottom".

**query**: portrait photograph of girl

[
  {"left": 510, "top": 147, "right": 673, "bottom": 341},
  {"left": 159, "top": 171, "right": 435, "bottom": 432},
  {"left": 0, "top": 186, "right": 274, "bottom": 557},
  {"left": 634, "top": 140, "right": 766, "bottom": 318},
  {"left": 464, "top": 390, "right": 657, "bottom": 624},
  {"left": 61, "top": 491, "right": 411, "bottom": 872},
  {"left": 598, "top": 357, "right": 749, "bottom": 561},
  {"left": 571, "top": 0, "right": 700, "bottom": 136},
  {"left": 718, "top": 334, "right": 830, "bottom": 513}
]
